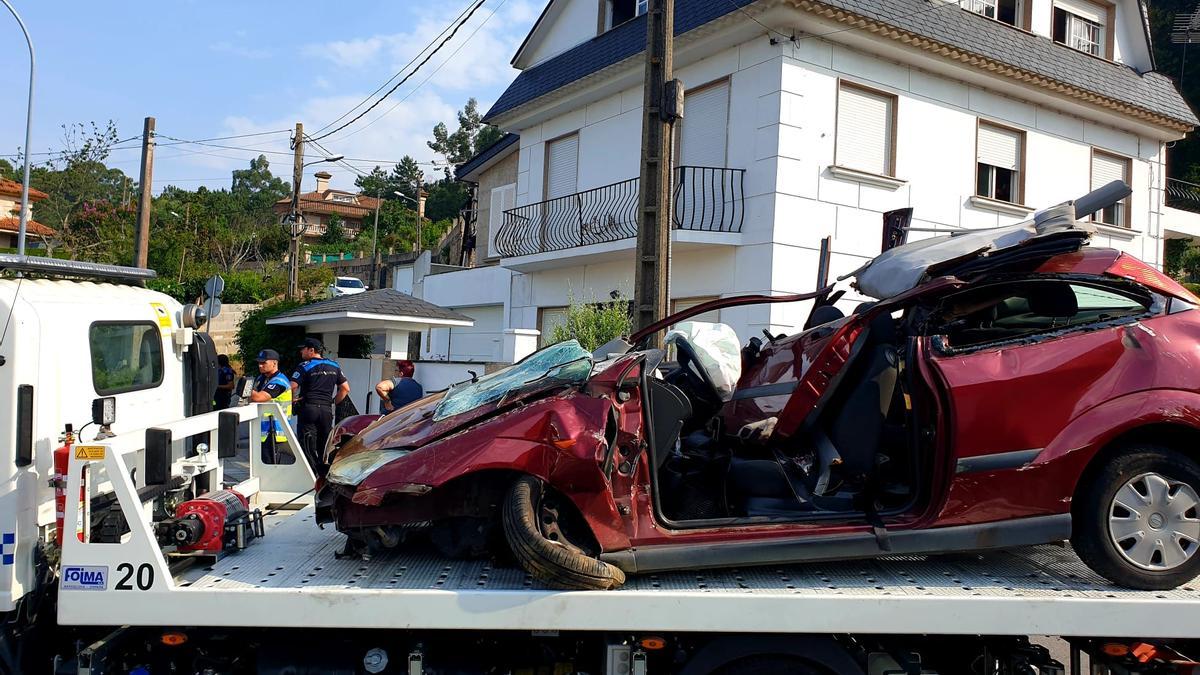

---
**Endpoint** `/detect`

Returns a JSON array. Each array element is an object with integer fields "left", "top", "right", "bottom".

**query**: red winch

[{"left": 155, "top": 489, "right": 264, "bottom": 555}]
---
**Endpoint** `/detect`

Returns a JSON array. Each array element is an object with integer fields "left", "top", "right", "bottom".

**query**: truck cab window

[{"left": 90, "top": 322, "right": 164, "bottom": 394}]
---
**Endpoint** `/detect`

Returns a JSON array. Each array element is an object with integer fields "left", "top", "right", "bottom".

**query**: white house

[{"left": 415, "top": 0, "right": 1200, "bottom": 363}]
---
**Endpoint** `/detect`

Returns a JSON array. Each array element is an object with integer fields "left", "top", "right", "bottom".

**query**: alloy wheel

[{"left": 1108, "top": 472, "right": 1200, "bottom": 571}]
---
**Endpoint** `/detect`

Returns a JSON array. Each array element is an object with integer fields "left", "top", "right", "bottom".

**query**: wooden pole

[
  {"left": 133, "top": 117, "right": 155, "bottom": 269},
  {"left": 633, "top": 0, "right": 675, "bottom": 348},
  {"left": 287, "top": 122, "right": 304, "bottom": 300}
]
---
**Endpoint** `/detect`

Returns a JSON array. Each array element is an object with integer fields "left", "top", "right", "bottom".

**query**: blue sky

[{"left": 0, "top": 0, "right": 541, "bottom": 194}]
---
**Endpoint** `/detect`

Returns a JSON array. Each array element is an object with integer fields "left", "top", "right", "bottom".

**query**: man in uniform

[
  {"left": 249, "top": 349, "right": 293, "bottom": 463},
  {"left": 290, "top": 338, "right": 350, "bottom": 474}
]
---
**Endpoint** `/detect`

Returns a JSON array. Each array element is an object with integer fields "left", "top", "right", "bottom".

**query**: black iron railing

[
  {"left": 496, "top": 166, "right": 745, "bottom": 257},
  {"left": 1166, "top": 177, "right": 1200, "bottom": 214}
]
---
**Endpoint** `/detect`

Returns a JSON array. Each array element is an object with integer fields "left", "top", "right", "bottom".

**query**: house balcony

[
  {"left": 496, "top": 166, "right": 745, "bottom": 271},
  {"left": 1164, "top": 178, "right": 1200, "bottom": 241}
]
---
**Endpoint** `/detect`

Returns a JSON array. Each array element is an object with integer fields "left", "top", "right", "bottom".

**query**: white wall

[
  {"left": 523, "top": 0, "right": 599, "bottom": 67},
  {"left": 425, "top": 305, "right": 505, "bottom": 362}
]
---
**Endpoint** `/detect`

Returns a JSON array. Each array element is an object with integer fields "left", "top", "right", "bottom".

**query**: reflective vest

[{"left": 258, "top": 372, "right": 293, "bottom": 443}]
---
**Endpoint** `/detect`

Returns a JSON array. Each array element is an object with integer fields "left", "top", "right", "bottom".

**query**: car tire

[
  {"left": 502, "top": 475, "right": 626, "bottom": 590},
  {"left": 1072, "top": 444, "right": 1200, "bottom": 590}
]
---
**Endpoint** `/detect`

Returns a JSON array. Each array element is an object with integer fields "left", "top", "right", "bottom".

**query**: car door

[{"left": 925, "top": 277, "right": 1159, "bottom": 522}]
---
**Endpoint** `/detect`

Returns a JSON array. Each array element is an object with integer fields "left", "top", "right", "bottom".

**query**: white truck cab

[{"left": 0, "top": 255, "right": 217, "bottom": 615}]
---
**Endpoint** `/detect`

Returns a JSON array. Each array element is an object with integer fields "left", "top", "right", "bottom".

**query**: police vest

[{"left": 258, "top": 372, "right": 293, "bottom": 443}]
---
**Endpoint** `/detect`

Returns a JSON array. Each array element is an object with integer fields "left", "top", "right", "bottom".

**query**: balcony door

[
  {"left": 543, "top": 134, "right": 580, "bottom": 252},
  {"left": 677, "top": 80, "right": 731, "bottom": 231}
]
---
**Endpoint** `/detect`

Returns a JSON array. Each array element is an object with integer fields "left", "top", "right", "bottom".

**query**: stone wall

[{"left": 204, "top": 303, "right": 257, "bottom": 358}]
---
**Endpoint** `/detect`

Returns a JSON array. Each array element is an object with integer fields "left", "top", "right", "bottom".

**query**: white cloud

[{"left": 307, "top": 36, "right": 387, "bottom": 68}]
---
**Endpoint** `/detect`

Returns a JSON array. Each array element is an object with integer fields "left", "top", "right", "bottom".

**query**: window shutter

[
  {"left": 977, "top": 124, "right": 1022, "bottom": 171},
  {"left": 680, "top": 81, "right": 730, "bottom": 167},
  {"left": 1054, "top": 0, "right": 1105, "bottom": 24},
  {"left": 545, "top": 135, "right": 579, "bottom": 200},
  {"left": 836, "top": 85, "right": 895, "bottom": 176},
  {"left": 487, "top": 183, "right": 516, "bottom": 258},
  {"left": 539, "top": 307, "right": 569, "bottom": 347},
  {"left": 1092, "top": 152, "right": 1128, "bottom": 190}
]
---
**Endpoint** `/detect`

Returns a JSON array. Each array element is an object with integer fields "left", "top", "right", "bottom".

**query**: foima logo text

[{"left": 61, "top": 565, "right": 108, "bottom": 591}]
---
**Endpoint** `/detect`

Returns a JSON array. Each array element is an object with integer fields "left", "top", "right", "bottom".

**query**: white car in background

[{"left": 328, "top": 276, "right": 367, "bottom": 297}]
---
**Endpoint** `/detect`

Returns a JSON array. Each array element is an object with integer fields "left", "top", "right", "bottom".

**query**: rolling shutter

[
  {"left": 487, "top": 183, "right": 516, "bottom": 258},
  {"left": 1054, "top": 0, "right": 1105, "bottom": 24},
  {"left": 545, "top": 135, "right": 579, "bottom": 200},
  {"left": 680, "top": 81, "right": 730, "bottom": 167},
  {"left": 977, "top": 123, "right": 1022, "bottom": 171},
  {"left": 1092, "top": 151, "right": 1128, "bottom": 190},
  {"left": 836, "top": 84, "right": 895, "bottom": 176}
]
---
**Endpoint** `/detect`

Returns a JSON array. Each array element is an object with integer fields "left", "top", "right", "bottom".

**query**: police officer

[
  {"left": 290, "top": 338, "right": 350, "bottom": 474},
  {"left": 249, "top": 349, "right": 293, "bottom": 463}
]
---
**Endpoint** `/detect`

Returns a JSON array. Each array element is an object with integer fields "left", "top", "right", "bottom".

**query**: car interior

[{"left": 637, "top": 278, "right": 1157, "bottom": 526}]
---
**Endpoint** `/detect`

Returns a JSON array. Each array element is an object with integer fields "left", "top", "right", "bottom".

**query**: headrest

[{"left": 1027, "top": 283, "right": 1078, "bottom": 318}]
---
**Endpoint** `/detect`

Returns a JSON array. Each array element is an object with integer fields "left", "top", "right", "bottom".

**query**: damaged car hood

[{"left": 850, "top": 202, "right": 1092, "bottom": 300}]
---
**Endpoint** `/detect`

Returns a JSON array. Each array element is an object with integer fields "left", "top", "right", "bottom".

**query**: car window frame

[
  {"left": 89, "top": 320, "right": 166, "bottom": 396},
  {"left": 927, "top": 276, "right": 1158, "bottom": 357}
]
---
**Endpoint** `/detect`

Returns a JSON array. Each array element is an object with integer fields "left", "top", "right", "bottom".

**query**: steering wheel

[{"left": 671, "top": 337, "right": 722, "bottom": 407}]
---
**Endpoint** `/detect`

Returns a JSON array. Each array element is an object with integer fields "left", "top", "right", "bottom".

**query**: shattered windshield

[{"left": 432, "top": 340, "right": 593, "bottom": 421}]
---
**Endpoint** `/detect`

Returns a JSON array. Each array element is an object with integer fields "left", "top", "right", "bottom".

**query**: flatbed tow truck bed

[{"left": 60, "top": 505, "right": 1199, "bottom": 637}]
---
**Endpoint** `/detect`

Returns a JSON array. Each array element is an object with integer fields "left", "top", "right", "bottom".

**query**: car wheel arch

[
  {"left": 1071, "top": 421, "right": 1200, "bottom": 518},
  {"left": 678, "top": 635, "right": 863, "bottom": 675}
]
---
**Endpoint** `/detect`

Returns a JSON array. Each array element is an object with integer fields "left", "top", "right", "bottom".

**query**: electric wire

[
  {"left": 308, "top": 0, "right": 489, "bottom": 142},
  {"left": 309, "top": 0, "right": 485, "bottom": 137}
]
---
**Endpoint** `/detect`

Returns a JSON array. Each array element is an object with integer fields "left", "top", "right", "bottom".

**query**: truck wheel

[
  {"left": 1072, "top": 444, "right": 1200, "bottom": 590},
  {"left": 502, "top": 475, "right": 625, "bottom": 590},
  {"left": 716, "top": 656, "right": 824, "bottom": 674}
]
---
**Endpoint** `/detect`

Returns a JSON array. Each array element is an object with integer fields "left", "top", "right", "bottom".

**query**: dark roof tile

[{"left": 272, "top": 289, "right": 474, "bottom": 323}]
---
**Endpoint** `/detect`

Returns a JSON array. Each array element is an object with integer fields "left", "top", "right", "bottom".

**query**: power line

[
  {"left": 309, "top": 0, "right": 488, "bottom": 142},
  {"left": 331, "top": 0, "right": 508, "bottom": 143},
  {"left": 309, "top": 0, "right": 485, "bottom": 137}
]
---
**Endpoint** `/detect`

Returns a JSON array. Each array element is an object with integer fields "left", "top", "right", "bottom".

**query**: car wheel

[
  {"left": 502, "top": 475, "right": 626, "bottom": 590},
  {"left": 1072, "top": 444, "right": 1200, "bottom": 590}
]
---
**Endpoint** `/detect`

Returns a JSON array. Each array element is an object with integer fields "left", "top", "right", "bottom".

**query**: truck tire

[
  {"left": 1072, "top": 444, "right": 1200, "bottom": 590},
  {"left": 502, "top": 475, "right": 626, "bottom": 590}
]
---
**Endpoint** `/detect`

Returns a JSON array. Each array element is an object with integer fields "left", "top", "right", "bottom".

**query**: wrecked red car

[{"left": 317, "top": 183, "right": 1200, "bottom": 591}]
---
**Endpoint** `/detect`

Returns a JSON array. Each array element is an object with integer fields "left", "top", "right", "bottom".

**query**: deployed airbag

[{"left": 665, "top": 321, "right": 743, "bottom": 402}]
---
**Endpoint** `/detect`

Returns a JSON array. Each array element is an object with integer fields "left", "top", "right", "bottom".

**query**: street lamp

[
  {"left": 2, "top": 0, "right": 35, "bottom": 258},
  {"left": 287, "top": 154, "right": 345, "bottom": 299}
]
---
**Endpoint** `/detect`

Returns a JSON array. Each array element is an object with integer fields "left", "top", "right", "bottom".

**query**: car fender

[{"left": 1035, "top": 388, "right": 1200, "bottom": 484}]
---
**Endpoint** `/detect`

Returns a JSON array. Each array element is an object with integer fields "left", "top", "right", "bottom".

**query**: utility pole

[
  {"left": 287, "top": 122, "right": 304, "bottom": 300},
  {"left": 371, "top": 186, "right": 382, "bottom": 289},
  {"left": 133, "top": 117, "right": 155, "bottom": 269},
  {"left": 632, "top": 0, "right": 679, "bottom": 347}
]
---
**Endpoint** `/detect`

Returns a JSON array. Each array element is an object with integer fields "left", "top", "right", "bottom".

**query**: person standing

[
  {"left": 249, "top": 349, "right": 293, "bottom": 463},
  {"left": 214, "top": 354, "right": 236, "bottom": 410},
  {"left": 290, "top": 338, "right": 350, "bottom": 474},
  {"left": 375, "top": 360, "right": 424, "bottom": 414}
]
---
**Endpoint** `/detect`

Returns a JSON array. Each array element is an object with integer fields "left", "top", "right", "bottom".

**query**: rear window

[{"left": 90, "top": 322, "right": 164, "bottom": 395}]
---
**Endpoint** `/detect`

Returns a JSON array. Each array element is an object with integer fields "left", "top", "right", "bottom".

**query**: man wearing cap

[
  {"left": 249, "top": 349, "right": 293, "bottom": 463},
  {"left": 290, "top": 338, "right": 350, "bottom": 474}
]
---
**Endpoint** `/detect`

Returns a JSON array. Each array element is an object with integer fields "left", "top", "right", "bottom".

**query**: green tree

[
  {"left": 1149, "top": 3, "right": 1200, "bottom": 180},
  {"left": 428, "top": 98, "right": 503, "bottom": 166},
  {"left": 424, "top": 177, "right": 469, "bottom": 223},
  {"left": 549, "top": 297, "right": 633, "bottom": 352},
  {"left": 231, "top": 154, "right": 291, "bottom": 212},
  {"left": 321, "top": 214, "right": 347, "bottom": 245}
]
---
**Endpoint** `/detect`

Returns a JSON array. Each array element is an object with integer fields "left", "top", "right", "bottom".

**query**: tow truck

[{"left": 2, "top": 252, "right": 1199, "bottom": 674}]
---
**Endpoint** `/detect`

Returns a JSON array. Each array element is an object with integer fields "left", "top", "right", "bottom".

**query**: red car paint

[{"left": 321, "top": 248, "right": 1200, "bottom": 565}]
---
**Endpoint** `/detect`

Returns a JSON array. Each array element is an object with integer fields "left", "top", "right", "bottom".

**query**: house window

[
  {"left": 962, "top": 0, "right": 1020, "bottom": 26},
  {"left": 488, "top": 182, "right": 516, "bottom": 258},
  {"left": 1091, "top": 150, "right": 1131, "bottom": 227},
  {"left": 835, "top": 82, "right": 897, "bottom": 177},
  {"left": 544, "top": 134, "right": 579, "bottom": 200},
  {"left": 606, "top": 0, "right": 647, "bottom": 30},
  {"left": 976, "top": 122, "right": 1025, "bottom": 204},
  {"left": 1053, "top": 0, "right": 1106, "bottom": 57},
  {"left": 331, "top": 194, "right": 356, "bottom": 204},
  {"left": 679, "top": 80, "right": 730, "bottom": 167}
]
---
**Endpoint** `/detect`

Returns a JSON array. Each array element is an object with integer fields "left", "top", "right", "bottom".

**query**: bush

[
  {"left": 235, "top": 299, "right": 309, "bottom": 372},
  {"left": 1185, "top": 282, "right": 1200, "bottom": 297},
  {"left": 549, "top": 298, "right": 632, "bottom": 352}
]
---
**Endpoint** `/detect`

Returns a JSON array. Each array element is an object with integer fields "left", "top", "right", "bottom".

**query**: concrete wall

[
  {"left": 205, "top": 303, "right": 257, "bottom": 357},
  {"left": 524, "top": 0, "right": 600, "bottom": 67}
]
